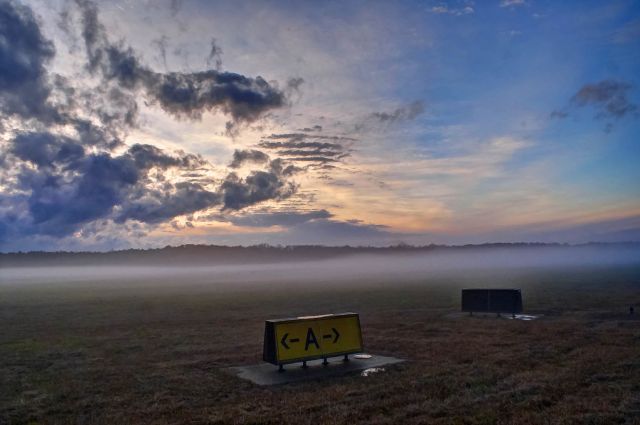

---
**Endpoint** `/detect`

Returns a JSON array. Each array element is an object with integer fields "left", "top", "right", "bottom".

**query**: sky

[{"left": 0, "top": 0, "right": 639, "bottom": 251}]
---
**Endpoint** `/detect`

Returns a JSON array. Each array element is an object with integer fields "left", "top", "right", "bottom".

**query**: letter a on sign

[{"left": 305, "top": 327, "right": 320, "bottom": 351}]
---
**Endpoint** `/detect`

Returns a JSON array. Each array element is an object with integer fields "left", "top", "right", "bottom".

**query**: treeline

[{"left": 1, "top": 242, "right": 638, "bottom": 268}]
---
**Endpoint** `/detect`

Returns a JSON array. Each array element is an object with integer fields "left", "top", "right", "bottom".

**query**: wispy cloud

[
  {"left": 552, "top": 79, "right": 638, "bottom": 131},
  {"left": 500, "top": 0, "right": 526, "bottom": 8},
  {"left": 430, "top": 3, "right": 474, "bottom": 16}
]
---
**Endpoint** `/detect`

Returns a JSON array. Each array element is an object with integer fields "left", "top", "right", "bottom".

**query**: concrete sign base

[{"left": 227, "top": 354, "right": 404, "bottom": 386}]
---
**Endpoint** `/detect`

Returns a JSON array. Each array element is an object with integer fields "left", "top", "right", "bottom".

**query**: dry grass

[{"left": 1, "top": 264, "right": 639, "bottom": 424}]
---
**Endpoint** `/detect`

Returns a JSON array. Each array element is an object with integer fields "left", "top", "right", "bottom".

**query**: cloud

[
  {"left": 115, "top": 181, "right": 220, "bottom": 224},
  {"left": 468, "top": 214, "right": 640, "bottom": 245},
  {"left": 1, "top": 130, "right": 301, "bottom": 240},
  {"left": 229, "top": 149, "right": 270, "bottom": 168},
  {"left": 276, "top": 149, "right": 344, "bottom": 158},
  {"left": 10, "top": 132, "right": 85, "bottom": 169},
  {"left": 169, "top": 0, "right": 183, "bottom": 16},
  {"left": 298, "top": 125, "right": 323, "bottom": 132},
  {"left": 0, "top": 0, "right": 60, "bottom": 122},
  {"left": 72, "top": 0, "right": 287, "bottom": 130},
  {"left": 272, "top": 218, "right": 393, "bottom": 246},
  {"left": 552, "top": 80, "right": 638, "bottom": 129},
  {"left": 258, "top": 132, "right": 354, "bottom": 166},
  {"left": 2, "top": 131, "right": 220, "bottom": 238},
  {"left": 127, "top": 143, "right": 207, "bottom": 170},
  {"left": 500, "top": 0, "right": 526, "bottom": 7},
  {"left": 429, "top": 4, "right": 474, "bottom": 16},
  {"left": 259, "top": 140, "right": 343, "bottom": 149},
  {"left": 549, "top": 110, "right": 568, "bottom": 119},
  {"left": 151, "top": 35, "right": 169, "bottom": 69},
  {"left": 571, "top": 80, "right": 637, "bottom": 119},
  {"left": 269, "top": 158, "right": 304, "bottom": 176},
  {"left": 355, "top": 100, "right": 425, "bottom": 131},
  {"left": 221, "top": 160, "right": 297, "bottom": 210},
  {"left": 227, "top": 209, "right": 332, "bottom": 227},
  {"left": 0, "top": 1, "right": 138, "bottom": 146},
  {"left": 286, "top": 77, "right": 304, "bottom": 93},
  {"left": 263, "top": 133, "right": 356, "bottom": 143},
  {"left": 206, "top": 37, "right": 223, "bottom": 70},
  {"left": 371, "top": 100, "right": 425, "bottom": 123},
  {"left": 0, "top": 1, "right": 303, "bottom": 246}
]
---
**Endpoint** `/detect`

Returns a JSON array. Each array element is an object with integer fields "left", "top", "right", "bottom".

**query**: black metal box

[{"left": 461, "top": 289, "right": 523, "bottom": 314}]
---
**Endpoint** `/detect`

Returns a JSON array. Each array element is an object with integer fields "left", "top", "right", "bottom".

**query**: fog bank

[{"left": 2, "top": 244, "right": 639, "bottom": 288}]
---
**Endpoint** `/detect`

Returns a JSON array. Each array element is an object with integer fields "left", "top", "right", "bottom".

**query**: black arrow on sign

[
  {"left": 321, "top": 328, "right": 341, "bottom": 343},
  {"left": 322, "top": 328, "right": 341, "bottom": 343},
  {"left": 280, "top": 333, "right": 300, "bottom": 350}
]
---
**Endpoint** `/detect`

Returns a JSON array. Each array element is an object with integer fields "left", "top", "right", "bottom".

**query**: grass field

[{"left": 1, "top": 261, "right": 640, "bottom": 424}]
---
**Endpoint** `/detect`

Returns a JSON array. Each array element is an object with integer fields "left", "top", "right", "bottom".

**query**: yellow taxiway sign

[{"left": 263, "top": 313, "right": 363, "bottom": 365}]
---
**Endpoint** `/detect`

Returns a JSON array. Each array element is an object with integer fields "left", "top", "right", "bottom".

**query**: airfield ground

[{"left": 1, "top": 264, "right": 639, "bottom": 424}]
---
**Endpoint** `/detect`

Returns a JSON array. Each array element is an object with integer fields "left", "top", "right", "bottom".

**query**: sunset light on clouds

[{"left": 1, "top": 0, "right": 639, "bottom": 251}]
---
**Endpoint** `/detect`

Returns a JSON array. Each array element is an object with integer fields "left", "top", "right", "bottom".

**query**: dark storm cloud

[
  {"left": 552, "top": 80, "right": 638, "bottom": 129},
  {"left": 0, "top": 0, "right": 60, "bottom": 122},
  {"left": 11, "top": 132, "right": 85, "bottom": 168},
  {"left": 228, "top": 209, "right": 332, "bottom": 227},
  {"left": 3, "top": 131, "right": 220, "bottom": 234},
  {"left": 229, "top": 149, "right": 270, "bottom": 168},
  {"left": 221, "top": 161, "right": 297, "bottom": 210},
  {"left": 1, "top": 131, "right": 222, "bottom": 239},
  {"left": 150, "top": 71, "right": 285, "bottom": 124},
  {"left": 14, "top": 151, "right": 140, "bottom": 237},
  {"left": 73, "top": 0, "right": 287, "bottom": 128},
  {"left": 114, "top": 181, "right": 220, "bottom": 224},
  {"left": 128, "top": 143, "right": 207, "bottom": 170},
  {"left": 72, "top": 117, "right": 124, "bottom": 150}
]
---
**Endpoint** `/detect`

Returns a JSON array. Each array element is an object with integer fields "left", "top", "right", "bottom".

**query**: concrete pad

[{"left": 227, "top": 354, "right": 405, "bottom": 386}]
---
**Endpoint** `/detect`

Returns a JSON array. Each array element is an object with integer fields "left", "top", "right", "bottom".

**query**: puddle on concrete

[
  {"left": 445, "top": 312, "right": 542, "bottom": 321},
  {"left": 505, "top": 314, "right": 540, "bottom": 321},
  {"left": 361, "top": 367, "right": 385, "bottom": 377},
  {"left": 354, "top": 354, "right": 373, "bottom": 359}
]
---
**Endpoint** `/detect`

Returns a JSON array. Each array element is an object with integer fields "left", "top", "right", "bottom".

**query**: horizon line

[{"left": 2, "top": 240, "right": 639, "bottom": 255}]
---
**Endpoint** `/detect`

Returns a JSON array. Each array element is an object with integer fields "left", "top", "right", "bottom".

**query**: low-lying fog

[{"left": 2, "top": 245, "right": 639, "bottom": 288}]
